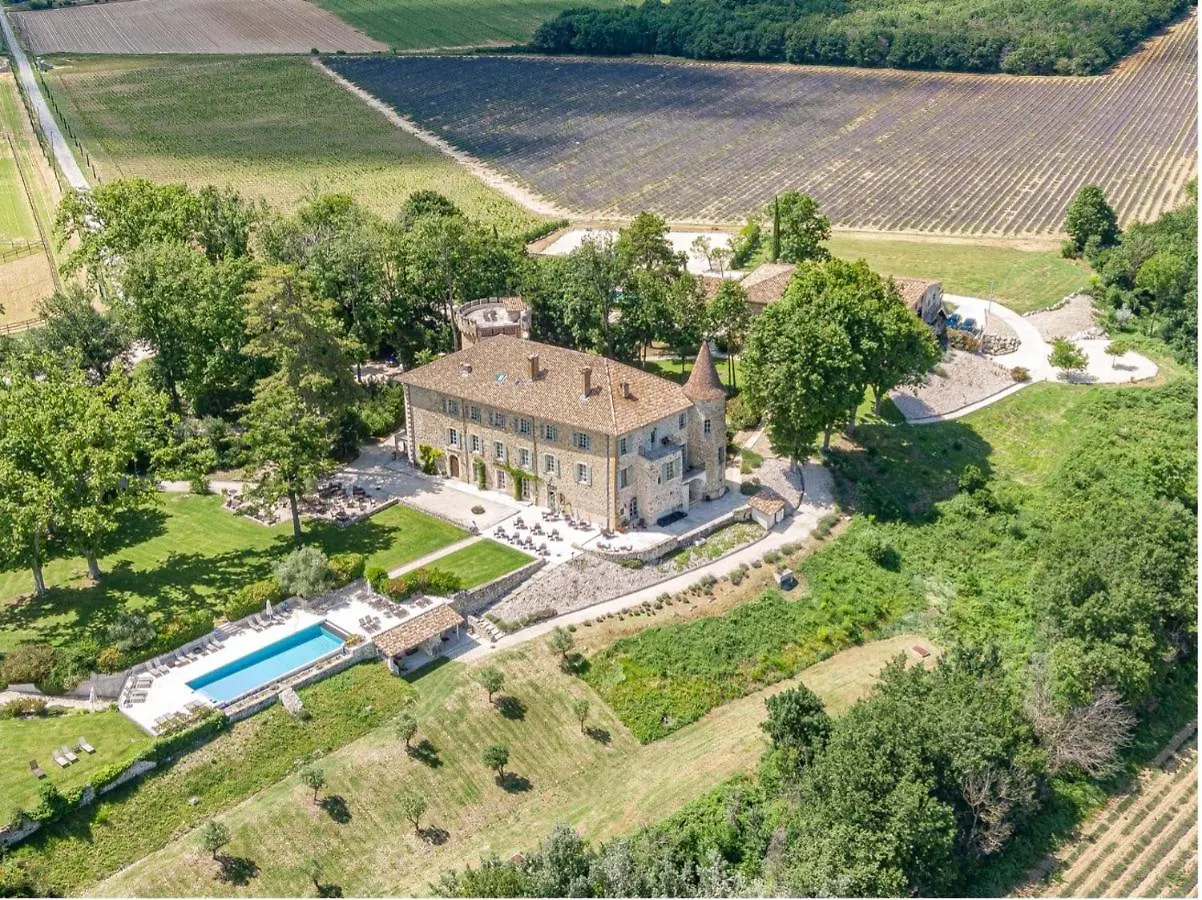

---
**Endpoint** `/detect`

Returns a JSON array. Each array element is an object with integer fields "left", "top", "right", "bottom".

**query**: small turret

[
  {"left": 682, "top": 341, "right": 726, "bottom": 403},
  {"left": 682, "top": 342, "right": 727, "bottom": 501}
]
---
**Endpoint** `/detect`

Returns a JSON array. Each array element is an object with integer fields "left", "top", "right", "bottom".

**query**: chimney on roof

[
  {"left": 619, "top": 379, "right": 631, "bottom": 399},
  {"left": 528, "top": 353, "right": 539, "bottom": 381},
  {"left": 459, "top": 363, "right": 472, "bottom": 376},
  {"left": 581, "top": 366, "right": 592, "bottom": 397}
]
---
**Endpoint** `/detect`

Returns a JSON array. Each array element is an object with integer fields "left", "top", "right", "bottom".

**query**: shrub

[
  {"left": 740, "top": 481, "right": 762, "bottom": 495},
  {"left": 224, "top": 577, "right": 284, "bottom": 622},
  {"left": 815, "top": 512, "right": 839, "bottom": 538},
  {"left": 275, "top": 546, "right": 332, "bottom": 599},
  {"left": 106, "top": 610, "right": 156, "bottom": 653},
  {"left": 619, "top": 558, "right": 645, "bottom": 569},
  {"left": 1011, "top": 366, "right": 1031, "bottom": 382},
  {"left": 763, "top": 549, "right": 781, "bottom": 564},
  {"left": 385, "top": 567, "right": 463, "bottom": 601},
  {"left": 96, "top": 646, "right": 125, "bottom": 673},
  {"left": 0, "top": 697, "right": 49, "bottom": 718},
  {"left": 726, "top": 396, "right": 761, "bottom": 432},
  {"left": 364, "top": 566, "right": 389, "bottom": 594},
  {"left": 948, "top": 330, "right": 982, "bottom": 352},
  {"left": 729, "top": 568, "right": 745, "bottom": 585},
  {"left": 2, "top": 643, "right": 56, "bottom": 686},
  {"left": 328, "top": 552, "right": 366, "bottom": 586},
  {"left": 356, "top": 383, "right": 406, "bottom": 437},
  {"left": 417, "top": 445, "right": 442, "bottom": 475},
  {"left": 153, "top": 612, "right": 216, "bottom": 656},
  {"left": 957, "top": 464, "right": 989, "bottom": 494}
]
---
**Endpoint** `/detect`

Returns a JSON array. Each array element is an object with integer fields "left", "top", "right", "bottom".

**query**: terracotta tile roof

[
  {"left": 399, "top": 336, "right": 694, "bottom": 435},
  {"left": 746, "top": 485, "right": 787, "bottom": 515},
  {"left": 739, "top": 263, "right": 796, "bottom": 307},
  {"left": 682, "top": 342, "right": 726, "bottom": 402},
  {"left": 374, "top": 603, "right": 464, "bottom": 657},
  {"left": 891, "top": 277, "right": 941, "bottom": 309},
  {"left": 699, "top": 275, "right": 726, "bottom": 300}
]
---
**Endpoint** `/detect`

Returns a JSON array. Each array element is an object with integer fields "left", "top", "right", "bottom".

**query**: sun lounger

[
  {"left": 52, "top": 750, "right": 69, "bottom": 768},
  {"left": 61, "top": 746, "right": 78, "bottom": 764},
  {"left": 30, "top": 760, "right": 45, "bottom": 779},
  {"left": 78, "top": 737, "right": 95, "bottom": 754}
]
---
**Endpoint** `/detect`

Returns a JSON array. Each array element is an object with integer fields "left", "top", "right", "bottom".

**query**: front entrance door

[{"left": 449, "top": 455, "right": 460, "bottom": 479}]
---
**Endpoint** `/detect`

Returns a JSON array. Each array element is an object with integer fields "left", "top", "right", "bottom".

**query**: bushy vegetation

[
  {"left": 1086, "top": 185, "right": 1197, "bottom": 362},
  {"left": 531, "top": 0, "right": 1190, "bottom": 74},
  {"left": 384, "top": 567, "right": 463, "bottom": 601},
  {"left": 584, "top": 530, "right": 920, "bottom": 740}
]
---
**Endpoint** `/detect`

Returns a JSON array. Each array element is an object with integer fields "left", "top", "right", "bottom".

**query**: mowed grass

[
  {"left": 5, "top": 663, "right": 417, "bottom": 894},
  {"left": 0, "top": 708, "right": 152, "bottom": 815},
  {"left": 431, "top": 539, "right": 532, "bottom": 588},
  {"left": 311, "top": 0, "right": 626, "bottom": 49},
  {"left": 0, "top": 494, "right": 466, "bottom": 653},
  {"left": 89, "top": 634, "right": 928, "bottom": 897},
  {"left": 826, "top": 235, "right": 1090, "bottom": 313},
  {"left": 40, "top": 55, "right": 541, "bottom": 230},
  {"left": 0, "top": 156, "right": 39, "bottom": 244}
]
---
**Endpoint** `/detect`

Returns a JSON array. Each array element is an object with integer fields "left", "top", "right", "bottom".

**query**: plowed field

[
  {"left": 327, "top": 12, "right": 1197, "bottom": 235},
  {"left": 13, "top": 0, "right": 386, "bottom": 54}
]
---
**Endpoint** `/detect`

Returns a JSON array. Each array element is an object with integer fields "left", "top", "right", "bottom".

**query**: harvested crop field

[
  {"left": 1033, "top": 724, "right": 1198, "bottom": 898},
  {"left": 13, "top": 0, "right": 386, "bottom": 54},
  {"left": 327, "top": 12, "right": 1197, "bottom": 235}
]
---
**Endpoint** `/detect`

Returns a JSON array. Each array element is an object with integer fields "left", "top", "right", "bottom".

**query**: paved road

[{"left": 0, "top": 7, "right": 89, "bottom": 190}]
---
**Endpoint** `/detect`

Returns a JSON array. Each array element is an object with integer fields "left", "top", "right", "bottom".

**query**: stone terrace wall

[
  {"left": 452, "top": 557, "right": 547, "bottom": 615},
  {"left": 589, "top": 507, "right": 753, "bottom": 564}
]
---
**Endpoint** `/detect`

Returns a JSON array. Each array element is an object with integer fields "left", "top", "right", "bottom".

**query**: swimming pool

[{"left": 187, "top": 624, "right": 344, "bottom": 704}]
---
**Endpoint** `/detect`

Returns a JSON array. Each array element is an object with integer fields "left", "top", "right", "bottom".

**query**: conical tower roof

[{"left": 682, "top": 341, "right": 726, "bottom": 402}]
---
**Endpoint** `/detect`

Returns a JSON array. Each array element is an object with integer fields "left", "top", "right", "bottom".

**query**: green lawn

[
  {"left": 641, "top": 356, "right": 747, "bottom": 395},
  {"left": 0, "top": 494, "right": 466, "bottom": 653},
  {"left": 40, "top": 56, "right": 541, "bottom": 231},
  {"left": 311, "top": 0, "right": 627, "bottom": 49},
  {"left": 0, "top": 155, "right": 38, "bottom": 244},
  {"left": 0, "top": 708, "right": 152, "bottom": 815},
  {"left": 826, "top": 235, "right": 1090, "bottom": 313},
  {"left": 432, "top": 539, "right": 532, "bottom": 588}
]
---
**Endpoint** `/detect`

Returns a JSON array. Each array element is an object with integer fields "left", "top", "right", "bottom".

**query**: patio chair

[
  {"left": 51, "top": 750, "right": 69, "bottom": 768},
  {"left": 61, "top": 746, "right": 78, "bottom": 764},
  {"left": 30, "top": 760, "right": 45, "bottom": 779},
  {"left": 248, "top": 615, "right": 264, "bottom": 632},
  {"left": 78, "top": 737, "right": 95, "bottom": 754},
  {"left": 129, "top": 690, "right": 149, "bottom": 704}
]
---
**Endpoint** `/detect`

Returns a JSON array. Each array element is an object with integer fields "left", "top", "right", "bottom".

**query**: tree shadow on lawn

[
  {"left": 321, "top": 794, "right": 352, "bottom": 824},
  {"left": 217, "top": 854, "right": 260, "bottom": 886},
  {"left": 496, "top": 771, "right": 532, "bottom": 793},
  {"left": 585, "top": 726, "right": 612, "bottom": 745},
  {"left": 316, "top": 883, "right": 344, "bottom": 898},
  {"left": 495, "top": 695, "right": 526, "bottom": 721},
  {"left": 407, "top": 739, "right": 442, "bottom": 768},
  {"left": 1, "top": 509, "right": 399, "bottom": 649},
  {"left": 826, "top": 419, "right": 994, "bottom": 523},
  {"left": 419, "top": 825, "right": 450, "bottom": 845}
]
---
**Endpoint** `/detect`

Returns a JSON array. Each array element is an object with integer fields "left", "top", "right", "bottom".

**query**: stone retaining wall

[
  {"left": 224, "top": 643, "right": 377, "bottom": 724},
  {"left": 452, "top": 557, "right": 547, "bottom": 615}
]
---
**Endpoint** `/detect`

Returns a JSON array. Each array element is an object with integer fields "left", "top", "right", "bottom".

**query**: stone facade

[{"left": 400, "top": 337, "right": 727, "bottom": 529}]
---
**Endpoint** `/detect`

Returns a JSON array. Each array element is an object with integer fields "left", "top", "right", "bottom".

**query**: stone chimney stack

[
  {"left": 581, "top": 366, "right": 592, "bottom": 397},
  {"left": 619, "top": 379, "right": 631, "bottom": 399},
  {"left": 528, "top": 353, "right": 539, "bottom": 380}
]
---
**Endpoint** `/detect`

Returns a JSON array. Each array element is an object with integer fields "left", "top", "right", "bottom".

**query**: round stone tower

[{"left": 681, "top": 341, "right": 728, "bottom": 500}]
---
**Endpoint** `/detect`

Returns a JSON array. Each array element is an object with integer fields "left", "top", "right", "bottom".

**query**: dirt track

[{"left": 13, "top": 0, "right": 387, "bottom": 54}]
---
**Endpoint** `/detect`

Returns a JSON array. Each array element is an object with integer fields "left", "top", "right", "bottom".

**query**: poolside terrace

[{"left": 118, "top": 583, "right": 479, "bottom": 734}]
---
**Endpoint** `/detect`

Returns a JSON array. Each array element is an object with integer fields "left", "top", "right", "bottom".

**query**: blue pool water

[{"left": 187, "top": 624, "right": 344, "bottom": 704}]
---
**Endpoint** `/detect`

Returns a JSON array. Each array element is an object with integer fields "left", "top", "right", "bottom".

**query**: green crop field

[
  {"left": 826, "top": 235, "right": 1090, "bottom": 314},
  {"left": 0, "top": 494, "right": 466, "bottom": 654},
  {"left": 0, "top": 155, "right": 38, "bottom": 244},
  {"left": 39, "top": 55, "right": 541, "bottom": 231},
  {"left": 311, "top": 0, "right": 627, "bottom": 49}
]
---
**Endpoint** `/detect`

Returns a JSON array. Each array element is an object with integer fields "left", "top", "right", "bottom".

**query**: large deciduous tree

[
  {"left": 771, "top": 192, "right": 831, "bottom": 265},
  {"left": 706, "top": 280, "right": 750, "bottom": 388},
  {"left": 1063, "top": 184, "right": 1120, "bottom": 257},
  {"left": 240, "top": 267, "right": 357, "bottom": 539}
]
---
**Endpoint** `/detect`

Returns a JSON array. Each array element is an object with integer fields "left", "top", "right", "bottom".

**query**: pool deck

[{"left": 119, "top": 594, "right": 392, "bottom": 733}]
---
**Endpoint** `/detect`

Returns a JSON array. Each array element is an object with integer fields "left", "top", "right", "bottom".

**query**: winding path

[{"left": 0, "top": 6, "right": 88, "bottom": 190}]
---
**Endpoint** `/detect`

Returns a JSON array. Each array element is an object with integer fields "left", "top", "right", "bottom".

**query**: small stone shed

[
  {"left": 746, "top": 486, "right": 788, "bottom": 528},
  {"left": 374, "top": 602, "right": 465, "bottom": 673}
]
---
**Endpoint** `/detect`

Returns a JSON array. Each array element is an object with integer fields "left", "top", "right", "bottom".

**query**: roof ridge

[{"left": 604, "top": 357, "right": 619, "bottom": 433}]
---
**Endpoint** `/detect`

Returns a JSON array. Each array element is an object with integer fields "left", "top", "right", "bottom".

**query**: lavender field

[{"left": 328, "top": 13, "right": 1197, "bottom": 235}]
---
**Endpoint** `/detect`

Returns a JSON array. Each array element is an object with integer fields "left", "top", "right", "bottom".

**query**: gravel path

[
  {"left": 1027, "top": 294, "right": 1101, "bottom": 341},
  {"left": 0, "top": 7, "right": 89, "bottom": 189},
  {"left": 891, "top": 350, "right": 1015, "bottom": 420}
]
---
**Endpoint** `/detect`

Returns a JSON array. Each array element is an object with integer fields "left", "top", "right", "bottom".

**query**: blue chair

[
  {"left": 947, "top": 313, "right": 962, "bottom": 329},
  {"left": 962, "top": 318, "right": 977, "bottom": 332}
]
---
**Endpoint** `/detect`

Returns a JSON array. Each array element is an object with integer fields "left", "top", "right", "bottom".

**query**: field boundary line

[
  {"left": 312, "top": 59, "right": 572, "bottom": 221},
  {"left": 4, "top": 130, "right": 60, "bottom": 294}
]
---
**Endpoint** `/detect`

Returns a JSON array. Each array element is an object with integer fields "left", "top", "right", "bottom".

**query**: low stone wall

[
  {"left": 224, "top": 642, "right": 377, "bottom": 724},
  {"left": 452, "top": 557, "right": 547, "bottom": 615},
  {"left": 589, "top": 507, "right": 754, "bottom": 564}
]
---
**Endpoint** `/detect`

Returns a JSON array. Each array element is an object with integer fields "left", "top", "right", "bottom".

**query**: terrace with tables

[{"left": 116, "top": 583, "right": 474, "bottom": 734}]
